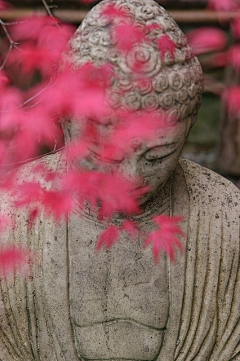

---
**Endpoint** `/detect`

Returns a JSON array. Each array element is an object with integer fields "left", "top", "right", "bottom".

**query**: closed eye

[{"left": 143, "top": 145, "right": 177, "bottom": 161}]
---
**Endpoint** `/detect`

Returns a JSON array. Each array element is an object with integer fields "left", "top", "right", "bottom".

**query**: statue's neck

[{"left": 82, "top": 176, "right": 173, "bottom": 225}]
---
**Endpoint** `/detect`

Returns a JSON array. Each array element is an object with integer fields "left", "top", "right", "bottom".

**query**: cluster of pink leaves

[
  {"left": 0, "top": 1, "right": 186, "bottom": 274},
  {"left": 0, "top": 0, "right": 10, "bottom": 10},
  {"left": 187, "top": 0, "right": 240, "bottom": 115}
]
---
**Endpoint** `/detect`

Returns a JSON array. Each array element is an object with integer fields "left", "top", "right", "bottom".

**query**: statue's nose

[{"left": 117, "top": 157, "right": 140, "bottom": 180}]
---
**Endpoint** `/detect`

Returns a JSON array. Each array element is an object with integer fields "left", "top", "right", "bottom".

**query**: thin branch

[
  {"left": 0, "top": 18, "right": 19, "bottom": 69},
  {"left": 41, "top": 0, "right": 54, "bottom": 17},
  {"left": 0, "top": 43, "right": 12, "bottom": 69},
  {"left": 0, "top": 19, "right": 16, "bottom": 44}
]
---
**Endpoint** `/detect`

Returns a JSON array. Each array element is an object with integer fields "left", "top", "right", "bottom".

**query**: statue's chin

[{"left": 137, "top": 181, "right": 168, "bottom": 209}]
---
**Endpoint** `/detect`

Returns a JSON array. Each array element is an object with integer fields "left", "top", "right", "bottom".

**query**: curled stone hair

[{"left": 68, "top": 0, "right": 204, "bottom": 126}]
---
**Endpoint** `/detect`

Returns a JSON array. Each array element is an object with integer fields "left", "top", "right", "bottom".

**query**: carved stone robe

[{"left": 0, "top": 154, "right": 239, "bottom": 361}]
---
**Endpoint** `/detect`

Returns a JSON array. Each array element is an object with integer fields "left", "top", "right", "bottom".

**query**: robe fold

[{"left": 0, "top": 154, "right": 239, "bottom": 361}]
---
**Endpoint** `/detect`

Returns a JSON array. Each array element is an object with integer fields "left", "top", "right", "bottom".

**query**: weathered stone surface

[
  {"left": 0, "top": 0, "right": 239, "bottom": 360},
  {"left": 0, "top": 155, "right": 239, "bottom": 360}
]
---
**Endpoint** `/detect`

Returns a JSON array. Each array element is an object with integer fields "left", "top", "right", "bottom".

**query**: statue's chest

[{"left": 68, "top": 215, "right": 169, "bottom": 360}]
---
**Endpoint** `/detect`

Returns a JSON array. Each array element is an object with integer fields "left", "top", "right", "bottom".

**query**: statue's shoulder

[
  {"left": 0, "top": 152, "right": 65, "bottom": 207},
  {"left": 178, "top": 158, "right": 240, "bottom": 209},
  {"left": 19, "top": 151, "right": 65, "bottom": 176}
]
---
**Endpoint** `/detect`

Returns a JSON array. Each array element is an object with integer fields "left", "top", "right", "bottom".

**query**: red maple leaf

[
  {"left": 222, "top": 86, "right": 240, "bottom": 116},
  {"left": 28, "top": 208, "right": 39, "bottom": 229},
  {"left": 0, "top": 0, "right": 11, "bottom": 10},
  {"left": 227, "top": 45, "right": 240, "bottom": 70},
  {"left": 147, "top": 23, "right": 163, "bottom": 32},
  {"left": 8, "top": 17, "right": 74, "bottom": 79},
  {"left": 10, "top": 16, "right": 58, "bottom": 42},
  {"left": 8, "top": 43, "right": 61, "bottom": 78},
  {"left": 96, "top": 225, "right": 120, "bottom": 250},
  {"left": 23, "top": 106, "right": 62, "bottom": 147},
  {"left": 41, "top": 190, "right": 74, "bottom": 221},
  {"left": 113, "top": 23, "right": 147, "bottom": 52},
  {"left": 231, "top": 18, "right": 240, "bottom": 39},
  {"left": 187, "top": 27, "right": 227, "bottom": 55},
  {"left": 0, "top": 70, "right": 10, "bottom": 90},
  {"left": 40, "top": 64, "right": 111, "bottom": 120},
  {"left": 101, "top": 3, "right": 129, "bottom": 19},
  {"left": 61, "top": 171, "right": 145, "bottom": 218},
  {"left": 157, "top": 34, "right": 176, "bottom": 60},
  {"left": 0, "top": 246, "right": 31, "bottom": 276},
  {"left": 121, "top": 219, "right": 139, "bottom": 238},
  {"left": 14, "top": 181, "right": 74, "bottom": 221},
  {"left": 100, "top": 110, "right": 168, "bottom": 161},
  {"left": 143, "top": 215, "right": 184, "bottom": 263},
  {"left": 208, "top": 0, "right": 238, "bottom": 11},
  {"left": 14, "top": 182, "right": 43, "bottom": 207},
  {"left": 0, "top": 215, "right": 12, "bottom": 232},
  {"left": 64, "top": 139, "right": 89, "bottom": 162}
]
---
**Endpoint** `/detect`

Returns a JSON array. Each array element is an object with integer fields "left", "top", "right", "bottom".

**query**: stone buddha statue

[{"left": 0, "top": 0, "right": 239, "bottom": 360}]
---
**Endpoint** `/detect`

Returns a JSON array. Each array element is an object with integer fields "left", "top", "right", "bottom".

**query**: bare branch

[{"left": 41, "top": 0, "right": 54, "bottom": 17}]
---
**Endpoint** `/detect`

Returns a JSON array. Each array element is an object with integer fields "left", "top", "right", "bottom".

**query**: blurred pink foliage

[
  {"left": 0, "top": 0, "right": 200, "bottom": 274},
  {"left": 0, "top": 247, "right": 32, "bottom": 276},
  {"left": 208, "top": 0, "right": 239, "bottom": 11},
  {"left": 144, "top": 215, "right": 184, "bottom": 264},
  {"left": 187, "top": 27, "right": 227, "bottom": 55},
  {"left": 0, "top": 0, "right": 10, "bottom": 10}
]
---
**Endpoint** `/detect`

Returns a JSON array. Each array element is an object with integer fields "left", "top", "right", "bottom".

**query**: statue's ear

[
  {"left": 191, "top": 112, "right": 198, "bottom": 127},
  {"left": 185, "top": 115, "right": 193, "bottom": 139}
]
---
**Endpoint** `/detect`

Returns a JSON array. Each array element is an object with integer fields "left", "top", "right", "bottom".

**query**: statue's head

[{"left": 64, "top": 0, "right": 204, "bottom": 204}]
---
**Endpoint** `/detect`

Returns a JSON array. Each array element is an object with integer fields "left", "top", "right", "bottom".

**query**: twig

[
  {"left": 0, "top": 18, "right": 19, "bottom": 69},
  {"left": 0, "top": 19, "right": 16, "bottom": 45},
  {"left": 41, "top": 0, "right": 54, "bottom": 17}
]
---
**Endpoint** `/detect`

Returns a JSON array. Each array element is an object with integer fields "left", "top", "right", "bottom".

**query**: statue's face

[
  {"left": 116, "top": 117, "right": 191, "bottom": 204},
  {"left": 74, "top": 115, "right": 191, "bottom": 206}
]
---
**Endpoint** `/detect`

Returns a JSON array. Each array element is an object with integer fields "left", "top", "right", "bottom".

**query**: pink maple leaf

[
  {"left": 14, "top": 181, "right": 74, "bottom": 221},
  {"left": 28, "top": 208, "right": 39, "bottom": 229},
  {"left": 10, "top": 15, "right": 59, "bottom": 42},
  {"left": 8, "top": 43, "right": 61, "bottom": 78},
  {"left": 0, "top": 246, "right": 31, "bottom": 276},
  {"left": 0, "top": 88, "right": 23, "bottom": 139},
  {"left": 208, "top": 0, "right": 238, "bottom": 11},
  {"left": 37, "top": 22, "right": 75, "bottom": 56},
  {"left": 61, "top": 171, "right": 146, "bottom": 218},
  {"left": 227, "top": 45, "right": 240, "bottom": 70},
  {"left": 146, "top": 23, "right": 163, "bottom": 33},
  {"left": 64, "top": 139, "right": 89, "bottom": 162},
  {"left": 143, "top": 215, "right": 184, "bottom": 264},
  {"left": 187, "top": 27, "right": 227, "bottom": 55},
  {"left": 113, "top": 23, "right": 147, "bottom": 52},
  {"left": 101, "top": 3, "right": 129, "bottom": 19},
  {"left": 210, "top": 52, "right": 227, "bottom": 67},
  {"left": 14, "top": 182, "right": 43, "bottom": 207},
  {"left": 32, "top": 163, "right": 57, "bottom": 182},
  {"left": 0, "top": 70, "right": 10, "bottom": 90},
  {"left": 100, "top": 110, "right": 168, "bottom": 161},
  {"left": 0, "top": 0, "right": 11, "bottom": 10},
  {"left": 222, "top": 86, "right": 240, "bottom": 116},
  {"left": 96, "top": 225, "right": 120, "bottom": 250},
  {"left": 0, "top": 215, "right": 12, "bottom": 232},
  {"left": 157, "top": 34, "right": 176, "bottom": 60},
  {"left": 231, "top": 18, "right": 240, "bottom": 39},
  {"left": 121, "top": 219, "right": 139, "bottom": 238},
  {"left": 41, "top": 190, "right": 74, "bottom": 221},
  {"left": 23, "top": 106, "right": 62, "bottom": 147},
  {"left": 40, "top": 64, "right": 111, "bottom": 120}
]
